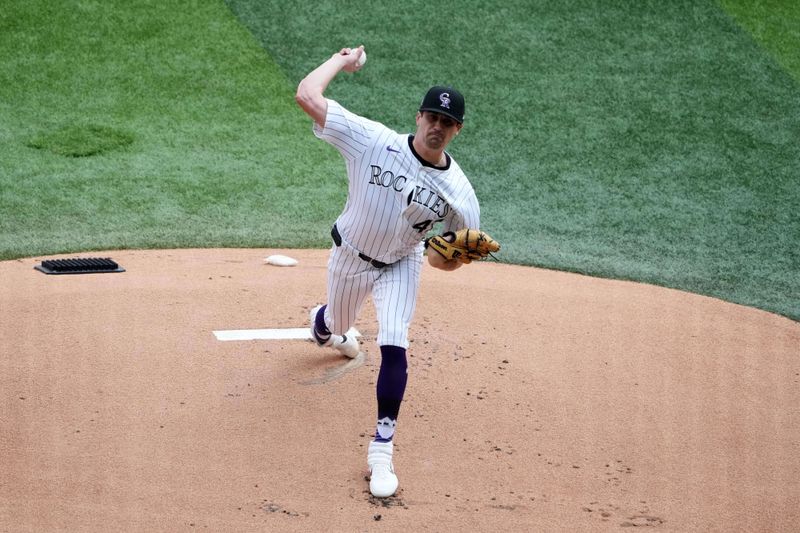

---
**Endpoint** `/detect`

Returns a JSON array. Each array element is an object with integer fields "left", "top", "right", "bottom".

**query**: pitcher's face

[{"left": 415, "top": 111, "right": 462, "bottom": 151}]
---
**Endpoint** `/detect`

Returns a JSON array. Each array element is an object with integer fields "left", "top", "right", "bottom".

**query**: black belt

[{"left": 331, "top": 224, "right": 389, "bottom": 269}]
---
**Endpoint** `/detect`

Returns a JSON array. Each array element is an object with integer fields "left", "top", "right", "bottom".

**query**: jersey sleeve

[
  {"left": 443, "top": 202, "right": 479, "bottom": 234},
  {"left": 313, "top": 99, "right": 377, "bottom": 161}
]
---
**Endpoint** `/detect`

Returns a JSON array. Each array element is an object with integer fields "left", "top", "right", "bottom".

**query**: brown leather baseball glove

[{"left": 426, "top": 228, "right": 500, "bottom": 264}]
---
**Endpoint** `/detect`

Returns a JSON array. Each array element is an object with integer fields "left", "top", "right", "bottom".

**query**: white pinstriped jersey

[{"left": 314, "top": 99, "right": 480, "bottom": 263}]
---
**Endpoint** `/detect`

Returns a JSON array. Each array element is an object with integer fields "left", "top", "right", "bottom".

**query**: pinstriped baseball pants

[{"left": 323, "top": 243, "right": 423, "bottom": 349}]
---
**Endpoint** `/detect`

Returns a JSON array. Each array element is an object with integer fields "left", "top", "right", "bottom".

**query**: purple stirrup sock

[
  {"left": 314, "top": 304, "right": 331, "bottom": 339},
  {"left": 375, "top": 345, "right": 408, "bottom": 442}
]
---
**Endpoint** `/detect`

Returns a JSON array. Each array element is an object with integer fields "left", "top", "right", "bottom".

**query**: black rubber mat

[{"left": 35, "top": 257, "right": 125, "bottom": 275}]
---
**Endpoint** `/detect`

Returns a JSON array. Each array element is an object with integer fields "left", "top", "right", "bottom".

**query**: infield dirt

[{"left": 2, "top": 249, "right": 798, "bottom": 532}]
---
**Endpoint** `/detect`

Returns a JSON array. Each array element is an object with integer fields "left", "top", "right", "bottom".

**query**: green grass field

[{"left": 1, "top": 0, "right": 798, "bottom": 321}]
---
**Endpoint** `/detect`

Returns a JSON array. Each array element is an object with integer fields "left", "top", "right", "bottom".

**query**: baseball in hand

[{"left": 357, "top": 48, "right": 367, "bottom": 67}]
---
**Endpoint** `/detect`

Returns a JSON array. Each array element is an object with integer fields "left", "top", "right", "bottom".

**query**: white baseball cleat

[
  {"left": 367, "top": 440, "right": 398, "bottom": 498},
  {"left": 309, "top": 305, "right": 359, "bottom": 358},
  {"left": 331, "top": 333, "right": 359, "bottom": 358}
]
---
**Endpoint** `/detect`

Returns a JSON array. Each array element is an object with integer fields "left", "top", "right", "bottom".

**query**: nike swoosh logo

[{"left": 386, "top": 146, "right": 401, "bottom": 153}]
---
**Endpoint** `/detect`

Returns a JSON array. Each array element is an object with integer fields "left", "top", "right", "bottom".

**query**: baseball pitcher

[{"left": 295, "top": 45, "right": 499, "bottom": 498}]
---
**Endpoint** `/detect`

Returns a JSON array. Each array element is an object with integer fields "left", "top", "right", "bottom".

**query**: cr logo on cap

[{"left": 439, "top": 92, "right": 451, "bottom": 109}]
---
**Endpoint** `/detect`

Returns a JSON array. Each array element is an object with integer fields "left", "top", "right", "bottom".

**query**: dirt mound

[{"left": 2, "top": 249, "right": 798, "bottom": 531}]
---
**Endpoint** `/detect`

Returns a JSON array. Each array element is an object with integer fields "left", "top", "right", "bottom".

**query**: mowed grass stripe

[
  {"left": 0, "top": 0, "right": 342, "bottom": 259},
  {"left": 718, "top": 0, "right": 800, "bottom": 81}
]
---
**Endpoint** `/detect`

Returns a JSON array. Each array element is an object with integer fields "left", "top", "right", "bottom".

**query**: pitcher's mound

[{"left": 1, "top": 248, "right": 798, "bottom": 532}]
